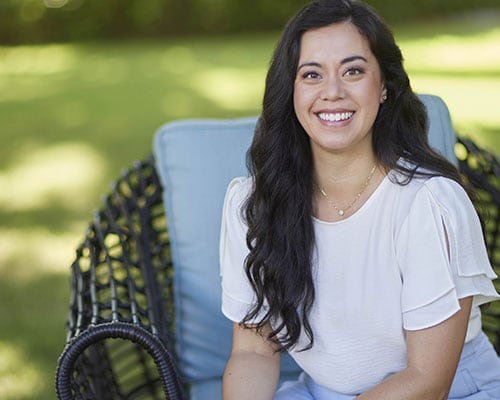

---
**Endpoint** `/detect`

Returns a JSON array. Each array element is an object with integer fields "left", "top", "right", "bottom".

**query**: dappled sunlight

[
  {"left": 0, "top": 227, "right": 76, "bottom": 278},
  {"left": 0, "top": 342, "right": 44, "bottom": 400},
  {"left": 0, "top": 44, "right": 77, "bottom": 76},
  {"left": 0, "top": 76, "right": 64, "bottom": 103},
  {"left": 400, "top": 27, "right": 500, "bottom": 73},
  {"left": 159, "top": 45, "right": 265, "bottom": 112},
  {"left": 411, "top": 76, "right": 500, "bottom": 135},
  {"left": 0, "top": 142, "right": 108, "bottom": 212},
  {"left": 0, "top": 44, "right": 78, "bottom": 103},
  {"left": 191, "top": 68, "right": 265, "bottom": 111},
  {"left": 398, "top": 26, "right": 500, "bottom": 149},
  {"left": 0, "top": 44, "right": 130, "bottom": 104}
]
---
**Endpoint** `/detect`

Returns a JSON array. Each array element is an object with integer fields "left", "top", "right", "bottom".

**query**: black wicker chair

[
  {"left": 55, "top": 136, "right": 500, "bottom": 400},
  {"left": 55, "top": 156, "right": 185, "bottom": 399}
]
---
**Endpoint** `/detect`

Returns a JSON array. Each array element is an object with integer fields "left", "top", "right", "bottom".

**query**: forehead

[{"left": 299, "top": 22, "right": 373, "bottom": 60}]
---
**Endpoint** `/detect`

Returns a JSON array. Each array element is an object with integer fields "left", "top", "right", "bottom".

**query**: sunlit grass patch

[
  {"left": 189, "top": 68, "right": 266, "bottom": 111},
  {"left": 0, "top": 342, "right": 44, "bottom": 400},
  {"left": 399, "top": 27, "right": 500, "bottom": 74},
  {"left": 410, "top": 76, "right": 500, "bottom": 149},
  {"left": 0, "top": 44, "right": 77, "bottom": 76},
  {"left": 394, "top": 23, "right": 500, "bottom": 151},
  {"left": 0, "top": 228, "right": 78, "bottom": 278},
  {"left": 0, "top": 142, "right": 107, "bottom": 212}
]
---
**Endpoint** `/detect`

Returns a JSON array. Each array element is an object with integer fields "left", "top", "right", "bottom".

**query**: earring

[{"left": 381, "top": 93, "right": 387, "bottom": 102}]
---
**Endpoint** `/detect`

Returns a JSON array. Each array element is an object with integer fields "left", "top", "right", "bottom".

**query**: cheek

[
  {"left": 358, "top": 82, "right": 383, "bottom": 111},
  {"left": 293, "top": 84, "right": 309, "bottom": 116}
]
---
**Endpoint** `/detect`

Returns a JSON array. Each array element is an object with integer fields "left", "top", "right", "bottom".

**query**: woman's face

[{"left": 293, "top": 22, "right": 386, "bottom": 158}]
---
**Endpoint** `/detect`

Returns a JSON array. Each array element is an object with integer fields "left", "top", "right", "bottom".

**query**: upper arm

[
  {"left": 223, "top": 322, "right": 281, "bottom": 400},
  {"left": 405, "top": 296, "right": 472, "bottom": 395},
  {"left": 231, "top": 322, "right": 281, "bottom": 360}
]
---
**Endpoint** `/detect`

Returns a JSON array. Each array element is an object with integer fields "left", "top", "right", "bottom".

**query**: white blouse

[{"left": 219, "top": 172, "right": 499, "bottom": 394}]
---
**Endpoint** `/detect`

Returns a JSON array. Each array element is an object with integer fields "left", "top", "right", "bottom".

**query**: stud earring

[{"left": 381, "top": 93, "right": 387, "bottom": 102}]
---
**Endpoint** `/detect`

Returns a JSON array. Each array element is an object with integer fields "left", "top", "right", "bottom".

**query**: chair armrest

[
  {"left": 55, "top": 155, "right": 186, "bottom": 399},
  {"left": 457, "top": 136, "right": 500, "bottom": 353},
  {"left": 56, "top": 322, "right": 183, "bottom": 399}
]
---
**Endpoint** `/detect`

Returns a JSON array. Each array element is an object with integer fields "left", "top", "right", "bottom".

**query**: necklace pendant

[{"left": 316, "top": 164, "right": 377, "bottom": 219}]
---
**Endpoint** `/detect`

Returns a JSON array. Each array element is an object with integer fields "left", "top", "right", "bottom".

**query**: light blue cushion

[
  {"left": 153, "top": 117, "right": 257, "bottom": 381},
  {"left": 153, "top": 94, "right": 457, "bottom": 398},
  {"left": 153, "top": 117, "right": 303, "bottom": 397},
  {"left": 420, "top": 94, "right": 457, "bottom": 164}
]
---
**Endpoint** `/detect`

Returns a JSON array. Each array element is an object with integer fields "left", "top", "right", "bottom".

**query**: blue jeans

[{"left": 275, "top": 331, "right": 500, "bottom": 399}]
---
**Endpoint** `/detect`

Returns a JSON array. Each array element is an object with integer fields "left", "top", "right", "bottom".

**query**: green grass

[
  {"left": 0, "top": 14, "right": 499, "bottom": 400},
  {"left": 395, "top": 13, "right": 500, "bottom": 151}
]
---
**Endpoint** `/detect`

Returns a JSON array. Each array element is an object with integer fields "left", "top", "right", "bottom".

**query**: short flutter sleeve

[
  {"left": 396, "top": 177, "right": 499, "bottom": 333},
  {"left": 219, "top": 177, "right": 267, "bottom": 324}
]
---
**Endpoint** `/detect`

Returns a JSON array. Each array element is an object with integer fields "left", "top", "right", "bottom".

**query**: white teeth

[{"left": 318, "top": 112, "right": 354, "bottom": 122}]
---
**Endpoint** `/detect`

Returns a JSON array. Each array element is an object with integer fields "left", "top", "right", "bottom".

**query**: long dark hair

[{"left": 242, "top": 0, "right": 463, "bottom": 351}]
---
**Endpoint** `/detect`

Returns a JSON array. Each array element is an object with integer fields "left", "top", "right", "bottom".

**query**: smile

[{"left": 317, "top": 112, "right": 354, "bottom": 122}]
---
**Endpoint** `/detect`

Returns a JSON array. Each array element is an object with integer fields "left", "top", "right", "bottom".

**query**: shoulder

[
  {"left": 389, "top": 160, "right": 469, "bottom": 209},
  {"left": 409, "top": 174, "right": 472, "bottom": 218},
  {"left": 419, "top": 177, "right": 480, "bottom": 235},
  {"left": 421, "top": 176, "right": 470, "bottom": 207},
  {"left": 224, "top": 176, "right": 253, "bottom": 206},
  {"left": 222, "top": 176, "right": 253, "bottom": 224},
  {"left": 388, "top": 167, "right": 474, "bottom": 225}
]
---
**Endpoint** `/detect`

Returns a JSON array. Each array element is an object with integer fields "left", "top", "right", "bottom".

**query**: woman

[{"left": 220, "top": 0, "right": 500, "bottom": 398}]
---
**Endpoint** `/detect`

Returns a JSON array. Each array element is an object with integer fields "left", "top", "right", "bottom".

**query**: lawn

[{"left": 0, "top": 12, "right": 499, "bottom": 400}]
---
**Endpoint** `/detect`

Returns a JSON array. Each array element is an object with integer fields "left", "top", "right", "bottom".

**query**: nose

[{"left": 320, "top": 75, "right": 345, "bottom": 101}]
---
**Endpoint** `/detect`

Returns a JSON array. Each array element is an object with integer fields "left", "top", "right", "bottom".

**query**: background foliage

[{"left": 1, "top": 0, "right": 500, "bottom": 44}]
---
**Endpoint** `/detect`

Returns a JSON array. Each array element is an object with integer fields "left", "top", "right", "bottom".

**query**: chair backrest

[{"left": 152, "top": 94, "right": 457, "bottom": 399}]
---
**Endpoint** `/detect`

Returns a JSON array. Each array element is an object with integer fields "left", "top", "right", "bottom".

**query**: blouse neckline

[{"left": 312, "top": 173, "right": 391, "bottom": 226}]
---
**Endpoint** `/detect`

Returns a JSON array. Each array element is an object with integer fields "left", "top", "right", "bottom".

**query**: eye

[
  {"left": 343, "top": 67, "right": 364, "bottom": 77},
  {"left": 301, "top": 70, "right": 321, "bottom": 80}
]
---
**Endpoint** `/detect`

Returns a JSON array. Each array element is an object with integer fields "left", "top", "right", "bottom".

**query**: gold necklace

[{"left": 317, "top": 165, "right": 377, "bottom": 217}]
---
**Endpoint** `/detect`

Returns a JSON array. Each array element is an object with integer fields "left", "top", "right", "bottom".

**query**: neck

[
  {"left": 312, "top": 151, "right": 383, "bottom": 221},
  {"left": 313, "top": 152, "right": 378, "bottom": 194}
]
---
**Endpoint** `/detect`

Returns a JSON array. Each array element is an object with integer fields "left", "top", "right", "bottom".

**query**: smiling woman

[
  {"left": 220, "top": 1, "right": 500, "bottom": 399},
  {"left": 1, "top": 8, "right": 499, "bottom": 398},
  {"left": 293, "top": 23, "right": 386, "bottom": 166}
]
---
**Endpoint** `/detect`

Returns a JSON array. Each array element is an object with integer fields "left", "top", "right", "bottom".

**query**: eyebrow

[{"left": 297, "top": 55, "right": 368, "bottom": 71}]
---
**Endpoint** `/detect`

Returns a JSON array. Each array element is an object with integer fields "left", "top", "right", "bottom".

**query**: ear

[{"left": 380, "top": 86, "right": 388, "bottom": 103}]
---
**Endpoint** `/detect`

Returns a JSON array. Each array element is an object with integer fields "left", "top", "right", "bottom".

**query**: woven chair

[{"left": 55, "top": 95, "right": 500, "bottom": 399}]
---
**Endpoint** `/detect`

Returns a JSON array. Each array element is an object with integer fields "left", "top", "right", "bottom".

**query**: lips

[{"left": 317, "top": 111, "right": 354, "bottom": 122}]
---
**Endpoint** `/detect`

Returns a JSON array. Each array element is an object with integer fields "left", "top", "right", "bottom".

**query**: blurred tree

[{"left": 0, "top": 0, "right": 499, "bottom": 44}]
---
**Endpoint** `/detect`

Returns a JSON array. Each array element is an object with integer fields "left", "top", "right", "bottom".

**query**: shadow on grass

[{"left": 0, "top": 206, "right": 93, "bottom": 234}]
